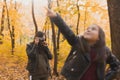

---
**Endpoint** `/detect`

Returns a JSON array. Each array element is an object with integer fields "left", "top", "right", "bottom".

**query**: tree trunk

[
  {"left": 56, "top": 0, "right": 60, "bottom": 61},
  {"left": 107, "top": 0, "right": 120, "bottom": 79},
  {"left": 11, "top": 1, "right": 17, "bottom": 54},
  {"left": 50, "top": 19, "right": 58, "bottom": 76},
  {"left": 0, "top": 0, "right": 6, "bottom": 44},
  {"left": 11, "top": 25, "right": 15, "bottom": 54},
  {"left": 0, "top": 1, "right": 5, "bottom": 36},
  {"left": 5, "top": 0, "right": 14, "bottom": 55},
  {"left": 107, "top": 0, "right": 120, "bottom": 60},
  {"left": 48, "top": 0, "right": 59, "bottom": 76},
  {"left": 32, "top": 0, "right": 38, "bottom": 34},
  {"left": 76, "top": 0, "right": 80, "bottom": 35}
]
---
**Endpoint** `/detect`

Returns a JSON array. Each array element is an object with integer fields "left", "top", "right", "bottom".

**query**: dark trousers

[
  {"left": 32, "top": 77, "right": 48, "bottom": 80},
  {"left": 29, "top": 75, "right": 48, "bottom": 80}
]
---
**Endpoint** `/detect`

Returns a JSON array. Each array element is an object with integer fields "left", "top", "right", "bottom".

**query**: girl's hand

[{"left": 45, "top": 7, "right": 57, "bottom": 17}]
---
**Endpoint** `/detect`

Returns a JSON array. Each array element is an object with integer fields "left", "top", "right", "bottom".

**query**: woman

[
  {"left": 46, "top": 9, "right": 120, "bottom": 80},
  {"left": 26, "top": 31, "right": 52, "bottom": 80}
]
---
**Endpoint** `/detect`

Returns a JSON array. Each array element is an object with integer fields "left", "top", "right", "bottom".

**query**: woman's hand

[
  {"left": 42, "top": 41, "right": 48, "bottom": 47},
  {"left": 45, "top": 7, "right": 57, "bottom": 18},
  {"left": 34, "top": 37, "right": 39, "bottom": 45}
]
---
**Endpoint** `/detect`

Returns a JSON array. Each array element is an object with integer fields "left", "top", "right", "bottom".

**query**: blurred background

[{"left": 0, "top": 0, "right": 114, "bottom": 80}]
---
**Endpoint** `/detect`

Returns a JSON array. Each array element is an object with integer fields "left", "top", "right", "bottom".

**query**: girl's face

[{"left": 83, "top": 24, "right": 99, "bottom": 42}]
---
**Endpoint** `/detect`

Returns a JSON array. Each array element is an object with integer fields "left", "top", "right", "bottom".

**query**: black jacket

[
  {"left": 26, "top": 43, "right": 52, "bottom": 77},
  {"left": 50, "top": 14, "right": 120, "bottom": 80}
]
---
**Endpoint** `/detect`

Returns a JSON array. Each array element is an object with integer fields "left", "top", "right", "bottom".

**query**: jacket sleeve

[
  {"left": 50, "top": 14, "right": 77, "bottom": 46},
  {"left": 105, "top": 47, "right": 120, "bottom": 80},
  {"left": 26, "top": 43, "right": 36, "bottom": 58},
  {"left": 44, "top": 46, "right": 53, "bottom": 60}
]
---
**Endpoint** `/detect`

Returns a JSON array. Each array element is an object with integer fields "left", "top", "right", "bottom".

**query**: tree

[
  {"left": 32, "top": 0, "right": 38, "bottom": 34},
  {"left": 48, "top": 0, "right": 59, "bottom": 76},
  {"left": 5, "top": 0, "right": 15, "bottom": 54},
  {"left": 76, "top": 0, "right": 80, "bottom": 34},
  {"left": 0, "top": 0, "right": 5, "bottom": 44},
  {"left": 4, "top": 0, "right": 19, "bottom": 55},
  {"left": 107, "top": 0, "right": 120, "bottom": 79},
  {"left": 107, "top": 0, "right": 120, "bottom": 60}
]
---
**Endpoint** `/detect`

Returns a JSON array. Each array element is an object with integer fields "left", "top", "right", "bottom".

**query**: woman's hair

[
  {"left": 35, "top": 31, "right": 45, "bottom": 38},
  {"left": 32, "top": 31, "right": 45, "bottom": 44},
  {"left": 93, "top": 25, "right": 106, "bottom": 62},
  {"left": 81, "top": 24, "right": 106, "bottom": 62}
]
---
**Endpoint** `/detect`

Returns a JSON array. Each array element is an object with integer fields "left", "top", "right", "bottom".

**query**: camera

[{"left": 39, "top": 37, "right": 45, "bottom": 42}]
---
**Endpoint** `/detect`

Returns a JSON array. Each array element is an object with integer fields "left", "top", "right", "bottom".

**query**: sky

[
  {"left": 0, "top": 0, "right": 108, "bottom": 37},
  {"left": 15, "top": 0, "right": 48, "bottom": 6},
  {"left": 16, "top": 0, "right": 49, "bottom": 30}
]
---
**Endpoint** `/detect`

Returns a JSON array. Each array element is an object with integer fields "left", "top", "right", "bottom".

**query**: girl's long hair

[
  {"left": 93, "top": 25, "right": 106, "bottom": 62},
  {"left": 81, "top": 24, "right": 106, "bottom": 62}
]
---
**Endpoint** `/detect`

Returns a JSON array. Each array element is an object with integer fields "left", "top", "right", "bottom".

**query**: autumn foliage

[{"left": 0, "top": 0, "right": 115, "bottom": 80}]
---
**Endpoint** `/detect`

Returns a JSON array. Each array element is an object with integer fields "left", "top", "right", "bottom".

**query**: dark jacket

[
  {"left": 50, "top": 14, "right": 120, "bottom": 80},
  {"left": 26, "top": 43, "right": 52, "bottom": 77}
]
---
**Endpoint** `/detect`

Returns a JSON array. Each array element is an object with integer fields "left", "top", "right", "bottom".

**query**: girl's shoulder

[{"left": 105, "top": 46, "right": 112, "bottom": 56}]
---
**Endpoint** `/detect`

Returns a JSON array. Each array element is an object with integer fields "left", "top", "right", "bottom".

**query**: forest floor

[
  {"left": 0, "top": 44, "right": 119, "bottom": 80},
  {"left": 0, "top": 53, "right": 65, "bottom": 80},
  {"left": 0, "top": 45, "right": 65, "bottom": 80}
]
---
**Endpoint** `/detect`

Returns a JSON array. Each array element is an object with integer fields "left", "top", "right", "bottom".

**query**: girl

[{"left": 46, "top": 9, "right": 120, "bottom": 80}]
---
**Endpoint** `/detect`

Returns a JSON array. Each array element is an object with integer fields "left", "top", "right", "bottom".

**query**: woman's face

[
  {"left": 35, "top": 35, "right": 45, "bottom": 43},
  {"left": 83, "top": 24, "right": 99, "bottom": 42}
]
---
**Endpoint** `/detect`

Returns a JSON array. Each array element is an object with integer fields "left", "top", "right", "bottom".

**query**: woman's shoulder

[
  {"left": 26, "top": 42, "right": 34, "bottom": 47},
  {"left": 105, "top": 46, "right": 112, "bottom": 55}
]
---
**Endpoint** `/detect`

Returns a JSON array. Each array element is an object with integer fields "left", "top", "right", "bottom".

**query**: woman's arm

[
  {"left": 47, "top": 9, "right": 77, "bottom": 46},
  {"left": 105, "top": 47, "right": 120, "bottom": 80},
  {"left": 26, "top": 43, "right": 36, "bottom": 58},
  {"left": 44, "top": 46, "right": 53, "bottom": 60}
]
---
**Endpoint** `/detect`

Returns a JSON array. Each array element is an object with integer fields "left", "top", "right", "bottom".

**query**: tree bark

[
  {"left": 5, "top": 0, "right": 14, "bottom": 55},
  {"left": 48, "top": 0, "right": 59, "bottom": 76},
  {"left": 107, "top": 0, "right": 120, "bottom": 79},
  {"left": 0, "top": 0, "right": 5, "bottom": 44},
  {"left": 107, "top": 0, "right": 120, "bottom": 60},
  {"left": 76, "top": 0, "right": 80, "bottom": 35},
  {"left": 32, "top": 0, "right": 38, "bottom": 34},
  {"left": 0, "top": 1, "right": 5, "bottom": 36},
  {"left": 50, "top": 19, "right": 58, "bottom": 76},
  {"left": 56, "top": 0, "right": 60, "bottom": 58},
  {"left": 11, "top": 1, "right": 17, "bottom": 54}
]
